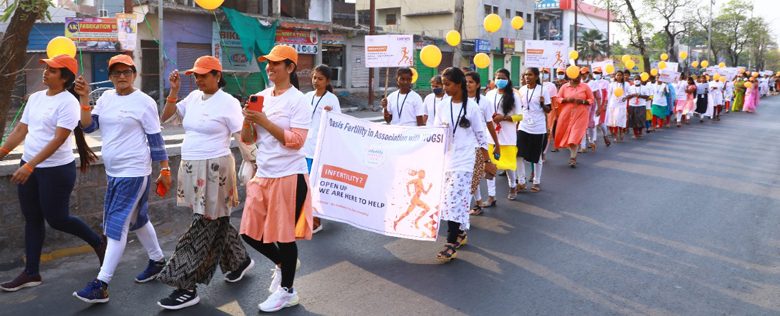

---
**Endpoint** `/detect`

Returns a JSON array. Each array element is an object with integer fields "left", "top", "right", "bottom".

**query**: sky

[{"left": 753, "top": 0, "right": 780, "bottom": 43}]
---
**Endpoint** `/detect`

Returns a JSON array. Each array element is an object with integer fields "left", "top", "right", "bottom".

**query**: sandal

[
  {"left": 517, "top": 183, "right": 527, "bottom": 192},
  {"left": 589, "top": 142, "right": 597, "bottom": 152},
  {"left": 569, "top": 157, "right": 577, "bottom": 168},
  {"left": 455, "top": 232, "right": 468, "bottom": 248},
  {"left": 530, "top": 184, "right": 541, "bottom": 192},
  {"left": 469, "top": 206, "right": 484, "bottom": 216},
  {"left": 481, "top": 198, "right": 496, "bottom": 208},
  {"left": 507, "top": 187, "right": 517, "bottom": 200},
  {"left": 436, "top": 243, "right": 458, "bottom": 262},
  {"left": 604, "top": 136, "right": 611, "bottom": 147}
]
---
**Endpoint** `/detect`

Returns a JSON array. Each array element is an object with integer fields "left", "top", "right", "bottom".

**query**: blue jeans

[{"left": 18, "top": 160, "right": 101, "bottom": 275}]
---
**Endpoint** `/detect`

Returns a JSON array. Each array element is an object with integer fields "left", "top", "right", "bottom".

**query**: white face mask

[
  {"left": 542, "top": 73, "right": 550, "bottom": 81},
  {"left": 557, "top": 74, "right": 565, "bottom": 80},
  {"left": 594, "top": 74, "right": 602, "bottom": 80},
  {"left": 634, "top": 80, "right": 641, "bottom": 86}
]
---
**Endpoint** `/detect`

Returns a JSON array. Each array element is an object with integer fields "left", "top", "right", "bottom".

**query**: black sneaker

[
  {"left": 0, "top": 271, "right": 42, "bottom": 292},
  {"left": 224, "top": 258, "right": 254, "bottom": 283},
  {"left": 158, "top": 288, "right": 199, "bottom": 310}
]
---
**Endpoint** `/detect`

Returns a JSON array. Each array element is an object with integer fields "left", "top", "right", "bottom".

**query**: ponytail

[
  {"left": 61, "top": 68, "right": 97, "bottom": 172},
  {"left": 285, "top": 59, "right": 300, "bottom": 89}
]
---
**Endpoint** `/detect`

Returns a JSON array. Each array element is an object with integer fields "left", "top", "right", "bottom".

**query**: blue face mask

[
  {"left": 557, "top": 74, "right": 565, "bottom": 80},
  {"left": 495, "top": 79, "right": 509, "bottom": 89},
  {"left": 594, "top": 74, "right": 602, "bottom": 80},
  {"left": 432, "top": 87, "right": 444, "bottom": 95},
  {"left": 542, "top": 73, "right": 550, "bottom": 81}
]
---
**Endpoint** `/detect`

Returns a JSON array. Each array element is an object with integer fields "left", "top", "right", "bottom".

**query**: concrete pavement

[{"left": 1, "top": 96, "right": 779, "bottom": 315}]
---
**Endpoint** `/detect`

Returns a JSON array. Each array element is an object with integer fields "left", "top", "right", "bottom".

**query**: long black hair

[
  {"left": 441, "top": 67, "right": 471, "bottom": 129},
  {"left": 465, "top": 71, "right": 482, "bottom": 103},
  {"left": 60, "top": 67, "right": 97, "bottom": 172},
  {"left": 284, "top": 59, "right": 299, "bottom": 89},
  {"left": 526, "top": 67, "right": 542, "bottom": 86},
  {"left": 313, "top": 64, "right": 334, "bottom": 93},
  {"left": 496, "top": 68, "right": 515, "bottom": 115}
]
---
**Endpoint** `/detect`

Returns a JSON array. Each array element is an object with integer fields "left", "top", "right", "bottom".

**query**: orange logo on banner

[
  {"left": 527, "top": 49, "right": 544, "bottom": 54},
  {"left": 321, "top": 165, "right": 369, "bottom": 188},
  {"left": 367, "top": 46, "right": 388, "bottom": 52}
]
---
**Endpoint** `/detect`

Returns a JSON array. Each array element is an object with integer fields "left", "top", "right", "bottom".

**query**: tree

[
  {"left": 599, "top": 0, "right": 651, "bottom": 70},
  {"left": 716, "top": 0, "right": 752, "bottom": 66},
  {"left": 0, "top": 0, "right": 51, "bottom": 137},
  {"left": 744, "top": 17, "right": 775, "bottom": 70},
  {"left": 644, "top": 0, "right": 690, "bottom": 62},
  {"left": 577, "top": 29, "right": 608, "bottom": 63}
]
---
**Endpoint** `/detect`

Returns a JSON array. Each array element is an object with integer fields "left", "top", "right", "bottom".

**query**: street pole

[
  {"left": 606, "top": 2, "right": 610, "bottom": 56},
  {"left": 158, "top": 0, "right": 164, "bottom": 108},
  {"left": 453, "top": 0, "right": 464, "bottom": 68},
  {"left": 367, "top": 0, "right": 375, "bottom": 110},
  {"left": 707, "top": 0, "right": 713, "bottom": 61},
  {"left": 574, "top": 0, "right": 578, "bottom": 55}
]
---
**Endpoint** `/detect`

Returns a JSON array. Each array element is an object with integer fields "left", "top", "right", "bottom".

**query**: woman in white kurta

[{"left": 605, "top": 70, "right": 629, "bottom": 142}]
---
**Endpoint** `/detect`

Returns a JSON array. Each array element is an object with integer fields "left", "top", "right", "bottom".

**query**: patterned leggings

[{"left": 157, "top": 214, "right": 248, "bottom": 290}]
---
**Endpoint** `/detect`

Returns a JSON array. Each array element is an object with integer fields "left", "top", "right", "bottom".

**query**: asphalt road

[{"left": 2, "top": 96, "right": 779, "bottom": 316}]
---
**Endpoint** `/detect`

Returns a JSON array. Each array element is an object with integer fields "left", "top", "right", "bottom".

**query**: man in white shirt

[{"left": 381, "top": 68, "right": 426, "bottom": 126}]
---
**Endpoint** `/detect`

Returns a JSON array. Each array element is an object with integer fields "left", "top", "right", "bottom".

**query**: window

[
  {"left": 140, "top": 40, "right": 159, "bottom": 99},
  {"left": 516, "top": 11, "right": 522, "bottom": 18},
  {"left": 493, "top": 6, "right": 499, "bottom": 14},
  {"left": 484, "top": 5, "right": 492, "bottom": 16},
  {"left": 386, "top": 13, "right": 397, "bottom": 25},
  {"left": 527, "top": 13, "right": 532, "bottom": 23},
  {"left": 505, "top": 9, "right": 510, "bottom": 19}
]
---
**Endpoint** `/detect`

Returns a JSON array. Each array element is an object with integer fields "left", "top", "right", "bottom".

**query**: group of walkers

[{"left": 0, "top": 45, "right": 770, "bottom": 312}]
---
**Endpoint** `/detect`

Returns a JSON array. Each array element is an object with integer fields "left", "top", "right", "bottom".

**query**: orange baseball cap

[
  {"left": 108, "top": 54, "right": 135, "bottom": 68},
  {"left": 185, "top": 56, "right": 222, "bottom": 75},
  {"left": 40, "top": 54, "right": 78, "bottom": 74},
  {"left": 258, "top": 45, "right": 298, "bottom": 65},
  {"left": 556, "top": 68, "right": 565, "bottom": 74},
  {"left": 593, "top": 67, "right": 603, "bottom": 73},
  {"left": 542, "top": 68, "right": 551, "bottom": 73},
  {"left": 580, "top": 67, "right": 590, "bottom": 74}
]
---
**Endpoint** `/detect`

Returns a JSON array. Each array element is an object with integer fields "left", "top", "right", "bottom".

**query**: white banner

[
  {"left": 664, "top": 62, "right": 679, "bottom": 72},
  {"left": 310, "top": 112, "right": 448, "bottom": 241},
  {"left": 116, "top": 13, "right": 137, "bottom": 51},
  {"left": 591, "top": 60, "right": 613, "bottom": 73},
  {"left": 364, "top": 35, "right": 415, "bottom": 68},
  {"left": 524, "top": 40, "right": 567, "bottom": 69},
  {"left": 658, "top": 70, "right": 680, "bottom": 83}
]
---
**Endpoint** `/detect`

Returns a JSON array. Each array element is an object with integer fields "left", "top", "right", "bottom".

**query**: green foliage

[{"left": 1, "top": 0, "right": 52, "bottom": 23}]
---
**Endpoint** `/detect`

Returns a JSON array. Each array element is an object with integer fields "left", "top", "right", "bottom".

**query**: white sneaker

[
  {"left": 259, "top": 287, "right": 299, "bottom": 312},
  {"left": 268, "top": 259, "right": 302, "bottom": 293}
]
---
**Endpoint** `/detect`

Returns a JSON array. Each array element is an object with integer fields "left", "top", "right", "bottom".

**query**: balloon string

[{"left": 78, "top": 41, "right": 84, "bottom": 74}]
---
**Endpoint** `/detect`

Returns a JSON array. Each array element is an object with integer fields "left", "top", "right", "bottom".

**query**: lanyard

[
  {"left": 310, "top": 91, "right": 326, "bottom": 118},
  {"left": 493, "top": 93, "right": 504, "bottom": 114},
  {"left": 524, "top": 85, "right": 537, "bottom": 111},
  {"left": 450, "top": 101, "right": 465, "bottom": 135},
  {"left": 432, "top": 96, "right": 442, "bottom": 119},
  {"left": 397, "top": 92, "right": 409, "bottom": 118}
]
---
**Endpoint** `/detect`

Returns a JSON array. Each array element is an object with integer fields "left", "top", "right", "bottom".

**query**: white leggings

[
  {"left": 487, "top": 169, "right": 516, "bottom": 196},
  {"left": 517, "top": 159, "right": 543, "bottom": 185},
  {"left": 97, "top": 180, "right": 164, "bottom": 283}
]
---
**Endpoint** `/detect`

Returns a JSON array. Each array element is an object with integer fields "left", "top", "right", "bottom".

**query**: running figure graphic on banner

[
  {"left": 398, "top": 47, "right": 412, "bottom": 66},
  {"left": 393, "top": 170, "right": 433, "bottom": 231},
  {"left": 552, "top": 51, "right": 565, "bottom": 68}
]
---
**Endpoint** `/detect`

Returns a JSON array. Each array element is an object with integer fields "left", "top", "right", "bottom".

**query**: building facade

[{"left": 535, "top": 0, "right": 610, "bottom": 64}]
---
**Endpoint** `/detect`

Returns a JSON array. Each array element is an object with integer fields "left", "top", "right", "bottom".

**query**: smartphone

[
  {"left": 246, "top": 95, "right": 264, "bottom": 112},
  {"left": 156, "top": 181, "right": 168, "bottom": 197},
  {"left": 493, "top": 152, "right": 501, "bottom": 160}
]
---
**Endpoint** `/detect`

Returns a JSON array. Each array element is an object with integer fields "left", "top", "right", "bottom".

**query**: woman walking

[
  {"left": 694, "top": 76, "right": 710, "bottom": 123},
  {"left": 423, "top": 75, "right": 445, "bottom": 126},
  {"left": 555, "top": 67, "right": 595, "bottom": 167},
  {"left": 0, "top": 54, "right": 104, "bottom": 292},
  {"left": 303, "top": 64, "right": 341, "bottom": 234},
  {"left": 240, "top": 45, "right": 314, "bottom": 312},
  {"left": 651, "top": 78, "right": 669, "bottom": 130},
  {"left": 516, "top": 68, "right": 551, "bottom": 192},
  {"left": 484, "top": 69, "right": 521, "bottom": 201},
  {"left": 432, "top": 67, "right": 490, "bottom": 262},
  {"left": 464, "top": 71, "right": 499, "bottom": 216},
  {"left": 156, "top": 56, "right": 252, "bottom": 310},
  {"left": 743, "top": 77, "right": 759, "bottom": 113},
  {"left": 72, "top": 55, "right": 169, "bottom": 303},
  {"left": 606, "top": 71, "right": 628, "bottom": 142},
  {"left": 676, "top": 77, "right": 697, "bottom": 126},
  {"left": 732, "top": 74, "right": 747, "bottom": 112}
]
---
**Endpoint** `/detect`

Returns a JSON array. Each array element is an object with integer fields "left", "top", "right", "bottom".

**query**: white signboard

[
  {"left": 524, "top": 40, "right": 567, "bottom": 69},
  {"left": 364, "top": 35, "right": 415, "bottom": 68},
  {"left": 116, "top": 13, "right": 137, "bottom": 51},
  {"left": 310, "top": 112, "right": 448, "bottom": 241},
  {"left": 658, "top": 70, "right": 680, "bottom": 83}
]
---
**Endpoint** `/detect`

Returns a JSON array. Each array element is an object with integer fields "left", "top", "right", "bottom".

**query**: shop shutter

[
  {"left": 176, "top": 43, "right": 212, "bottom": 96},
  {"left": 511, "top": 56, "right": 521, "bottom": 86},
  {"left": 350, "top": 45, "right": 369, "bottom": 88}
]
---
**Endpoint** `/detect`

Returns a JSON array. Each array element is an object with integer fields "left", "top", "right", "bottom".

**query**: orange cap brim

[
  {"left": 39, "top": 58, "right": 77, "bottom": 74},
  {"left": 258, "top": 54, "right": 287, "bottom": 63},
  {"left": 184, "top": 67, "right": 213, "bottom": 75}
]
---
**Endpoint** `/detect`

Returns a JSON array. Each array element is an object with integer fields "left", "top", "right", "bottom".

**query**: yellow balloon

[
  {"left": 410, "top": 68, "right": 419, "bottom": 83},
  {"left": 701, "top": 60, "right": 709, "bottom": 68},
  {"left": 660, "top": 53, "right": 669, "bottom": 61},
  {"left": 640, "top": 72, "right": 649, "bottom": 81},
  {"left": 445, "top": 30, "right": 461, "bottom": 47},
  {"left": 194, "top": 0, "right": 224, "bottom": 10},
  {"left": 679, "top": 51, "right": 688, "bottom": 60},
  {"left": 622, "top": 55, "right": 632, "bottom": 63},
  {"left": 651, "top": 69, "right": 658, "bottom": 76},
  {"left": 473, "top": 53, "right": 490, "bottom": 69},
  {"left": 614, "top": 87, "right": 624, "bottom": 97},
  {"left": 691, "top": 61, "right": 699, "bottom": 68},
  {"left": 483, "top": 13, "right": 502, "bottom": 33},
  {"left": 719, "top": 76, "right": 727, "bottom": 83},
  {"left": 568, "top": 50, "right": 579, "bottom": 60},
  {"left": 511, "top": 16, "right": 525, "bottom": 30},
  {"left": 46, "top": 36, "right": 77, "bottom": 58},
  {"left": 658, "top": 61, "right": 667, "bottom": 70},
  {"left": 420, "top": 45, "right": 442, "bottom": 68},
  {"left": 713, "top": 73, "right": 720, "bottom": 80},
  {"left": 566, "top": 65, "right": 580, "bottom": 80},
  {"left": 718, "top": 62, "right": 726, "bottom": 69},
  {"left": 752, "top": 72, "right": 759, "bottom": 77},
  {"left": 745, "top": 81, "right": 753, "bottom": 88},
  {"left": 605, "top": 64, "right": 615, "bottom": 74},
  {"left": 625, "top": 60, "right": 635, "bottom": 70}
]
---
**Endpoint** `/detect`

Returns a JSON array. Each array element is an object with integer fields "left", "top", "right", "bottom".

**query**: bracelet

[
  {"left": 80, "top": 105, "right": 93, "bottom": 111},
  {"left": 166, "top": 96, "right": 178, "bottom": 103},
  {"left": 160, "top": 169, "right": 172, "bottom": 176},
  {"left": 22, "top": 163, "right": 34, "bottom": 173}
]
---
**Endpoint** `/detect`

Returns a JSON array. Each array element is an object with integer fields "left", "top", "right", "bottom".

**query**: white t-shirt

[
  {"left": 386, "top": 90, "right": 425, "bottom": 126},
  {"left": 433, "top": 97, "right": 488, "bottom": 172},
  {"left": 302, "top": 90, "right": 341, "bottom": 158},
  {"left": 253, "top": 86, "right": 311, "bottom": 178},
  {"left": 517, "top": 85, "right": 551, "bottom": 134},
  {"left": 484, "top": 89, "right": 520, "bottom": 145},
  {"left": 628, "top": 84, "right": 649, "bottom": 107},
  {"left": 652, "top": 83, "right": 668, "bottom": 106},
  {"left": 469, "top": 95, "right": 494, "bottom": 123},
  {"left": 177, "top": 89, "right": 243, "bottom": 160},
  {"left": 607, "top": 81, "right": 629, "bottom": 109},
  {"left": 709, "top": 81, "right": 723, "bottom": 103},
  {"left": 423, "top": 93, "right": 445, "bottom": 127},
  {"left": 542, "top": 82, "right": 558, "bottom": 101},
  {"left": 676, "top": 81, "right": 689, "bottom": 101},
  {"left": 724, "top": 81, "right": 734, "bottom": 99},
  {"left": 94, "top": 89, "right": 161, "bottom": 177},
  {"left": 20, "top": 90, "right": 79, "bottom": 168}
]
